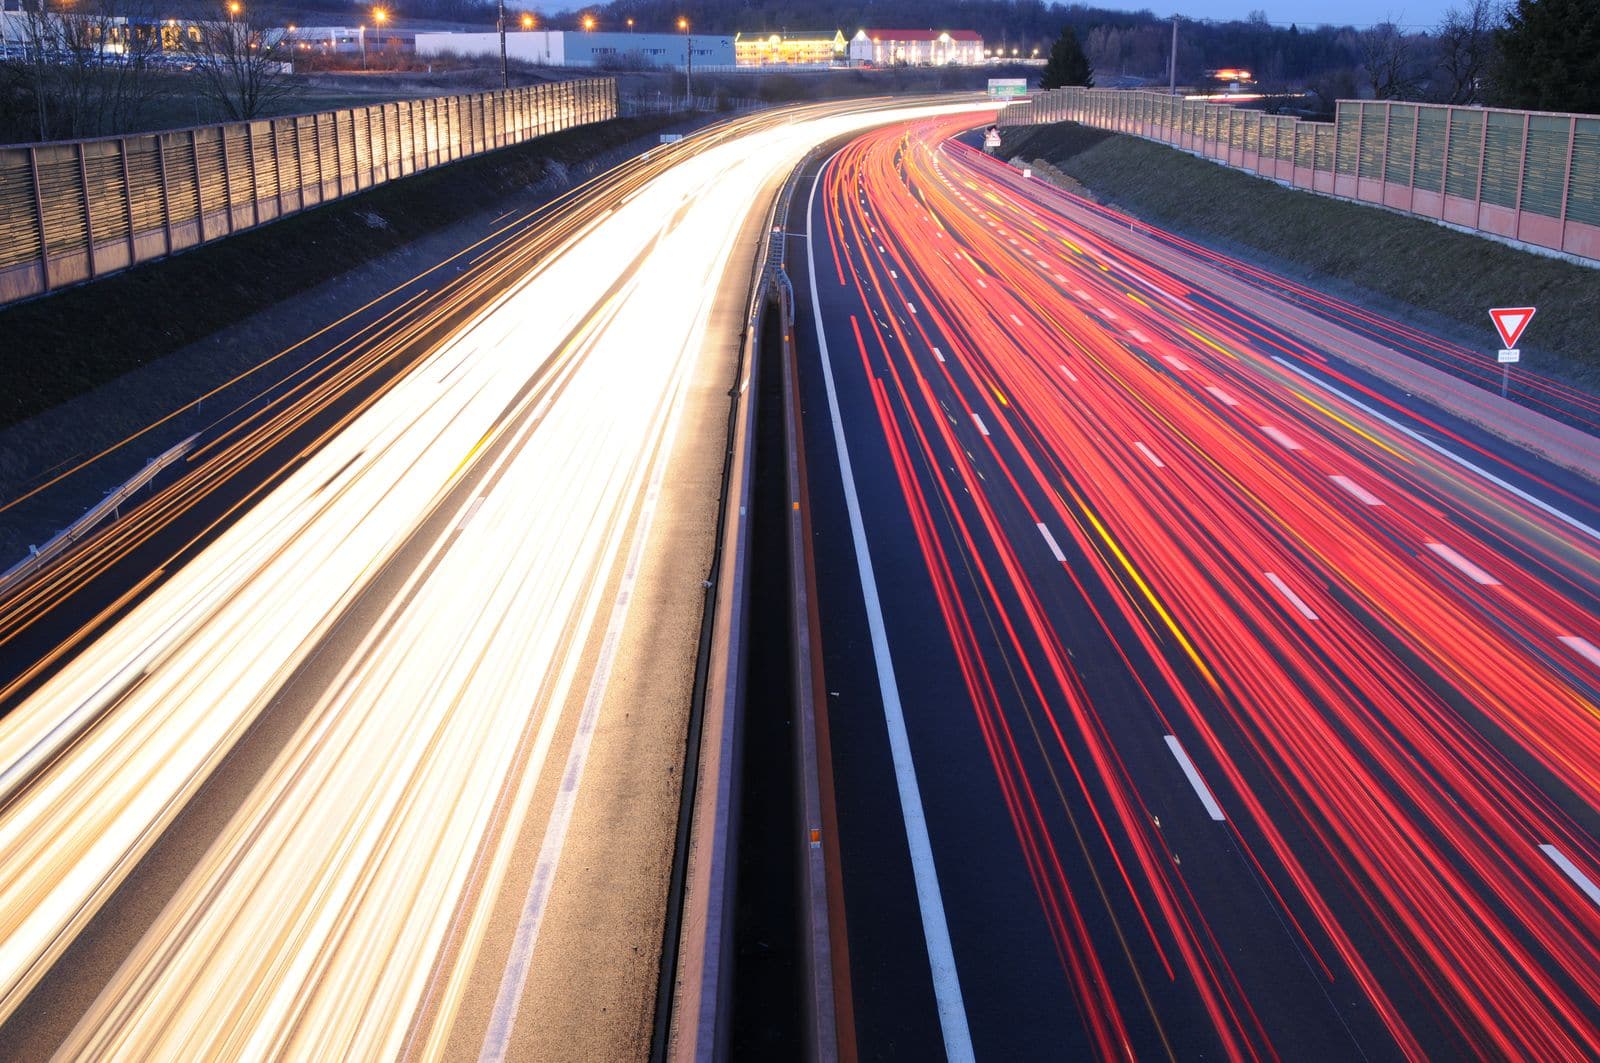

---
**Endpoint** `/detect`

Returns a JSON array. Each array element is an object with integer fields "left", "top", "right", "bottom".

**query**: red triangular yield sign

[{"left": 1490, "top": 306, "right": 1536, "bottom": 349}]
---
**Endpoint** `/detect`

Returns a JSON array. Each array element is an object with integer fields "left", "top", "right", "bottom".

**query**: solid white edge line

[
  {"left": 1540, "top": 844, "right": 1600, "bottom": 908},
  {"left": 806, "top": 154, "right": 976, "bottom": 1061},
  {"left": 1164, "top": 735, "right": 1226, "bottom": 821},
  {"left": 1272, "top": 356, "right": 1600, "bottom": 543},
  {"left": 1558, "top": 635, "right": 1600, "bottom": 670},
  {"left": 1424, "top": 541, "right": 1501, "bottom": 586},
  {"left": 1037, "top": 523, "right": 1067, "bottom": 563},
  {"left": 1264, "top": 571, "right": 1320, "bottom": 621}
]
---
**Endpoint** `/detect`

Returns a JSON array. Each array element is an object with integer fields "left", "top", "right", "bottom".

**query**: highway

[
  {"left": 791, "top": 115, "right": 1600, "bottom": 1060},
  {"left": 0, "top": 99, "right": 983, "bottom": 1059}
]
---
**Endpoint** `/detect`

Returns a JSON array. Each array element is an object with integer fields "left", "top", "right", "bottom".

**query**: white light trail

[{"left": 0, "top": 100, "right": 989, "bottom": 1057}]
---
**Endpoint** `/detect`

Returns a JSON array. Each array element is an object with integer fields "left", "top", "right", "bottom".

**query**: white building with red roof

[{"left": 849, "top": 28, "right": 984, "bottom": 66}]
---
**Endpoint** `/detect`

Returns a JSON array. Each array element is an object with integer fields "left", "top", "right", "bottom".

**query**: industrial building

[
  {"left": 848, "top": 28, "right": 984, "bottom": 66},
  {"left": 415, "top": 29, "right": 732, "bottom": 69},
  {"left": 732, "top": 29, "right": 846, "bottom": 67}
]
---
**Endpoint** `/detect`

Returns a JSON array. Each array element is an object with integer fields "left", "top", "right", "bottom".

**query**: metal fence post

[
  {"left": 1409, "top": 105, "right": 1421, "bottom": 192},
  {"left": 244, "top": 123, "right": 260, "bottom": 228},
  {"left": 155, "top": 135, "right": 174, "bottom": 254},
  {"left": 1513, "top": 111, "right": 1529, "bottom": 229},
  {"left": 1382, "top": 101, "right": 1393, "bottom": 191},
  {"left": 319, "top": 114, "right": 333, "bottom": 198},
  {"left": 1440, "top": 108, "right": 1454, "bottom": 200},
  {"left": 364, "top": 107, "right": 377, "bottom": 187},
  {"left": 1474, "top": 105, "right": 1489, "bottom": 210},
  {"left": 77, "top": 141, "right": 97, "bottom": 277},
  {"left": 189, "top": 129, "right": 205, "bottom": 238},
  {"left": 1558, "top": 115, "right": 1576, "bottom": 248},
  {"left": 219, "top": 125, "right": 237, "bottom": 234},
  {"left": 27, "top": 146, "right": 51, "bottom": 290},
  {"left": 119, "top": 137, "right": 138, "bottom": 262}
]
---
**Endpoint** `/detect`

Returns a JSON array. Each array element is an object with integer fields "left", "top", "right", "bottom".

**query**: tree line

[{"left": 1042, "top": 0, "right": 1597, "bottom": 116}]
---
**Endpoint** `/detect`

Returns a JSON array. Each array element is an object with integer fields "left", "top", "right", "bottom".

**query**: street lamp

[
  {"left": 582, "top": 14, "right": 595, "bottom": 31},
  {"left": 520, "top": 12, "right": 532, "bottom": 29},
  {"left": 678, "top": 16, "right": 691, "bottom": 104},
  {"left": 227, "top": 0, "right": 240, "bottom": 19},
  {"left": 626, "top": 17, "right": 634, "bottom": 31},
  {"left": 495, "top": 0, "right": 508, "bottom": 88}
]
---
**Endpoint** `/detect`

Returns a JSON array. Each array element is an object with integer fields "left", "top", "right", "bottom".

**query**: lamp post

[
  {"left": 496, "top": 0, "right": 508, "bottom": 88},
  {"left": 369, "top": 7, "right": 385, "bottom": 69},
  {"left": 678, "top": 16, "right": 690, "bottom": 105}
]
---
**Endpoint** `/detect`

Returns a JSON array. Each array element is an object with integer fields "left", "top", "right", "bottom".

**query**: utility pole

[
  {"left": 679, "top": 17, "right": 691, "bottom": 105},
  {"left": 496, "top": 0, "right": 508, "bottom": 89},
  {"left": 1168, "top": 15, "right": 1177, "bottom": 94}
]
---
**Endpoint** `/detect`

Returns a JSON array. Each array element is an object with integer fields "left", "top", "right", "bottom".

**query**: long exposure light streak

[
  {"left": 0, "top": 100, "right": 987, "bottom": 1058},
  {"left": 807, "top": 114, "right": 1600, "bottom": 1059}
]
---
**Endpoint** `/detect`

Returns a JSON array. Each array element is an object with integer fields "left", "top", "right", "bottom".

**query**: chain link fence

[
  {"left": 0, "top": 77, "right": 618, "bottom": 306},
  {"left": 1001, "top": 88, "right": 1600, "bottom": 265}
]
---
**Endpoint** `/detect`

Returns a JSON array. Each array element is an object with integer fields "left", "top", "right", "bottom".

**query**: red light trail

[{"left": 808, "top": 114, "right": 1600, "bottom": 1059}]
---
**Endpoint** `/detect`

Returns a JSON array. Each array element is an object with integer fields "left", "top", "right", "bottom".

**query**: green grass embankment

[{"left": 1000, "top": 123, "right": 1600, "bottom": 390}]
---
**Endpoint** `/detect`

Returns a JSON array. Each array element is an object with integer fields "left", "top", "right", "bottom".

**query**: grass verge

[{"left": 1000, "top": 122, "right": 1600, "bottom": 390}]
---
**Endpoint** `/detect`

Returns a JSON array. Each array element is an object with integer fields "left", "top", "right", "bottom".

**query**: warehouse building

[
  {"left": 415, "top": 29, "right": 732, "bottom": 69},
  {"left": 733, "top": 29, "right": 846, "bottom": 66},
  {"left": 848, "top": 28, "right": 984, "bottom": 66}
]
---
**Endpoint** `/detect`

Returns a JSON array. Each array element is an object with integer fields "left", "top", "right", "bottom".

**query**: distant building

[
  {"left": 733, "top": 29, "right": 845, "bottom": 67},
  {"left": 287, "top": 25, "right": 415, "bottom": 57},
  {"left": 415, "top": 29, "right": 732, "bottom": 69},
  {"left": 848, "top": 28, "right": 983, "bottom": 66}
]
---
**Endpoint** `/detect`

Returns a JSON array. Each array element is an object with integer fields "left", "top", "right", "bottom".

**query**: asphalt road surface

[
  {"left": 793, "top": 115, "right": 1600, "bottom": 1061},
  {"left": 0, "top": 99, "right": 985, "bottom": 1060}
]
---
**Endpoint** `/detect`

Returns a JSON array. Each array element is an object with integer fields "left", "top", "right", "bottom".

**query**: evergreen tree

[
  {"left": 1041, "top": 25, "right": 1095, "bottom": 89},
  {"left": 1494, "top": 0, "right": 1600, "bottom": 113}
]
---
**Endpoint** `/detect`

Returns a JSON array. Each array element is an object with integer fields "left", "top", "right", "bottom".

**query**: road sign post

[{"left": 1489, "top": 306, "right": 1535, "bottom": 399}]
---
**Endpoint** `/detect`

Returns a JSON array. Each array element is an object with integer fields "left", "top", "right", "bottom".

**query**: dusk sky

[
  {"left": 1116, "top": 1, "right": 1451, "bottom": 30},
  {"left": 545, "top": 3, "right": 1458, "bottom": 33}
]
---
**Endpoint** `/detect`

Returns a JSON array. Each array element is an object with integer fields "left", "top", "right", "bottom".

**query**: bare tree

[
  {"left": 189, "top": 4, "right": 291, "bottom": 121},
  {"left": 14, "top": 0, "right": 165, "bottom": 140},
  {"left": 1358, "top": 20, "right": 1423, "bottom": 98},
  {"left": 1432, "top": 0, "right": 1500, "bottom": 103}
]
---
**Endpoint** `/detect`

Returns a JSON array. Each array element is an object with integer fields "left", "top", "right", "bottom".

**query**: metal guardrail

[
  {"left": 664, "top": 138, "right": 825, "bottom": 1062},
  {"left": 0, "top": 432, "right": 196, "bottom": 595},
  {"left": 0, "top": 78, "right": 618, "bottom": 306},
  {"left": 1003, "top": 87, "right": 1600, "bottom": 264}
]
